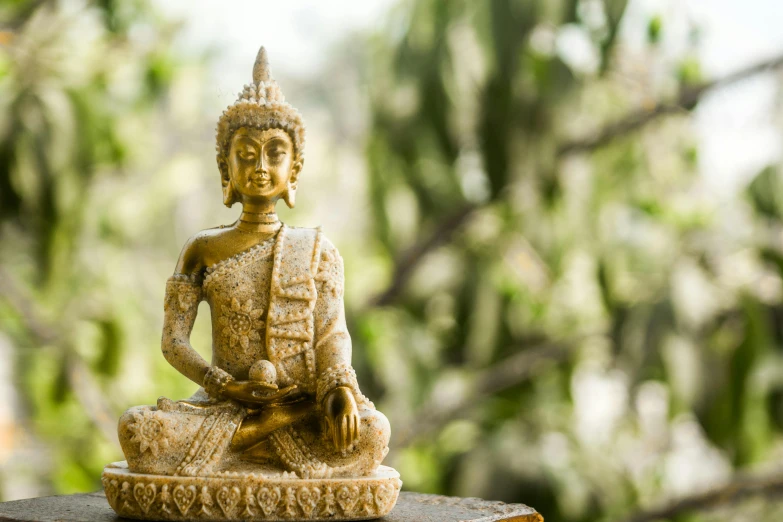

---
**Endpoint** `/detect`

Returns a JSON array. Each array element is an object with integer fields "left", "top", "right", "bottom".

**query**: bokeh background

[{"left": 2, "top": 1, "right": 783, "bottom": 521}]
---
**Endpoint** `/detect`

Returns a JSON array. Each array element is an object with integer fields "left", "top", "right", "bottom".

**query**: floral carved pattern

[
  {"left": 242, "top": 487, "right": 257, "bottom": 517},
  {"left": 336, "top": 484, "right": 360, "bottom": 513},
  {"left": 216, "top": 486, "right": 241, "bottom": 517},
  {"left": 173, "top": 485, "right": 197, "bottom": 515},
  {"left": 296, "top": 486, "right": 320, "bottom": 516},
  {"left": 320, "top": 486, "right": 336, "bottom": 516},
  {"left": 177, "top": 286, "right": 200, "bottom": 312},
  {"left": 164, "top": 276, "right": 201, "bottom": 313},
  {"left": 198, "top": 486, "right": 213, "bottom": 516},
  {"left": 257, "top": 486, "right": 281, "bottom": 516},
  {"left": 134, "top": 482, "right": 157, "bottom": 514},
  {"left": 219, "top": 297, "right": 265, "bottom": 350},
  {"left": 102, "top": 470, "right": 401, "bottom": 521},
  {"left": 159, "top": 485, "right": 172, "bottom": 514},
  {"left": 128, "top": 410, "right": 170, "bottom": 456}
]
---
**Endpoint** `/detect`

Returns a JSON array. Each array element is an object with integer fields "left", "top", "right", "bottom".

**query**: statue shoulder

[
  {"left": 174, "top": 227, "right": 225, "bottom": 275},
  {"left": 285, "top": 226, "right": 341, "bottom": 255},
  {"left": 319, "top": 233, "right": 340, "bottom": 258}
]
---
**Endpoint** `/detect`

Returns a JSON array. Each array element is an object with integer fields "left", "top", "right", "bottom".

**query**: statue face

[{"left": 227, "top": 127, "right": 299, "bottom": 203}]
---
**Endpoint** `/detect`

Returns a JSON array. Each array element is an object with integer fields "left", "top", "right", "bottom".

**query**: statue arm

[
  {"left": 161, "top": 273, "right": 211, "bottom": 388},
  {"left": 313, "top": 238, "right": 368, "bottom": 407},
  {"left": 161, "top": 236, "right": 217, "bottom": 390},
  {"left": 312, "top": 237, "right": 369, "bottom": 451}
]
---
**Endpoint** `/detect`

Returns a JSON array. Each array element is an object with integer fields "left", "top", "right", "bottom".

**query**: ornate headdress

[{"left": 215, "top": 46, "right": 306, "bottom": 185}]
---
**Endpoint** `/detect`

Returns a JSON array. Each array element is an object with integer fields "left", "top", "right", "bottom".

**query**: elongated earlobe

[
  {"left": 223, "top": 183, "right": 237, "bottom": 207},
  {"left": 218, "top": 155, "right": 237, "bottom": 207},
  {"left": 221, "top": 173, "right": 237, "bottom": 207},
  {"left": 283, "top": 185, "right": 296, "bottom": 208},
  {"left": 283, "top": 161, "right": 302, "bottom": 209}
]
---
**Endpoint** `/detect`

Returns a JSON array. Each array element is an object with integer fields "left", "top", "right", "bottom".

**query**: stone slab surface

[{"left": 0, "top": 491, "right": 542, "bottom": 521}]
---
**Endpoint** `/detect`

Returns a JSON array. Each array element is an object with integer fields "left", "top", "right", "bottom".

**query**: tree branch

[
  {"left": 616, "top": 472, "right": 783, "bottom": 522},
  {"left": 558, "top": 54, "right": 783, "bottom": 157},
  {"left": 393, "top": 338, "right": 575, "bottom": 449},
  {"left": 369, "top": 203, "right": 478, "bottom": 307},
  {"left": 368, "top": 56, "right": 783, "bottom": 308}
]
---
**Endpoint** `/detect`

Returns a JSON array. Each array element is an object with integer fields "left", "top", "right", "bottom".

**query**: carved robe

[{"left": 118, "top": 225, "right": 389, "bottom": 479}]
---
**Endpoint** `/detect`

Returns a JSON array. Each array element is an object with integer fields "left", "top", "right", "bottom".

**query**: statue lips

[{"left": 248, "top": 176, "right": 271, "bottom": 190}]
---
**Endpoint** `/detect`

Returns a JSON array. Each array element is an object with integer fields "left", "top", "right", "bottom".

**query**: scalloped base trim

[{"left": 102, "top": 462, "right": 400, "bottom": 521}]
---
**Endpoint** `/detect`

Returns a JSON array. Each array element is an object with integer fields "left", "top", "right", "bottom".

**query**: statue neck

[
  {"left": 241, "top": 200, "right": 277, "bottom": 215},
  {"left": 240, "top": 211, "right": 278, "bottom": 224},
  {"left": 237, "top": 201, "right": 280, "bottom": 234}
]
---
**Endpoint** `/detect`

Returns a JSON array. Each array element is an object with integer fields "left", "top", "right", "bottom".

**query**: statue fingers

[
  {"left": 345, "top": 415, "right": 354, "bottom": 446},
  {"left": 329, "top": 417, "right": 339, "bottom": 451},
  {"left": 351, "top": 414, "right": 360, "bottom": 443},
  {"left": 344, "top": 415, "right": 353, "bottom": 446},
  {"left": 340, "top": 416, "right": 349, "bottom": 451},
  {"left": 253, "top": 381, "right": 279, "bottom": 392},
  {"left": 251, "top": 386, "right": 295, "bottom": 402},
  {"left": 221, "top": 386, "right": 246, "bottom": 402}
]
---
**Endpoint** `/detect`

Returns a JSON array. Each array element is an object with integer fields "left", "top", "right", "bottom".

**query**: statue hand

[
  {"left": 324, "top": 386, "right": 359, "bottom": 452},
  {"left": 203, "top": 366, "right": 234, "bottom": 398},
  {"left": 222, "top": 380, "right": 278, "bottom": 402},
  {"left": 223, "top": 381, "right": 299, "bottom": 405}
]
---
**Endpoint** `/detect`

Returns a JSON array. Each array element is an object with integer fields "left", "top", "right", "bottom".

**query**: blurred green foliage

[
  {"left": 2, "top": 1, "right": 783, "bottom": 521},
  {"left": 0, "top": 0, "right": 209, "bottom": 496},
  {"left": 358, "top": 1, "right": 783, "bottom": 521}
]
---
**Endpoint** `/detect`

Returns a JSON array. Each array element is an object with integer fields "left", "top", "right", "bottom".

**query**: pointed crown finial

[{"left": 252, "top": 46, "right": 271, "bottom": 84}]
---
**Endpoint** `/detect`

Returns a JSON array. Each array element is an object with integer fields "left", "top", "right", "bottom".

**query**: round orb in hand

[{"left": 249, "top": 359, "right": 277, "bottom": 384}]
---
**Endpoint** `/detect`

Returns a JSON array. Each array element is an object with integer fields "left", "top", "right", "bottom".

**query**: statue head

[{"left": 215, "top": 47, "right": 305, "bottom": 208}]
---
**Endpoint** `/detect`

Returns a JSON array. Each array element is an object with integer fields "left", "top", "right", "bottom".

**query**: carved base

[{"left": 102, "top": 462, "right": 401, "bottom": 521}]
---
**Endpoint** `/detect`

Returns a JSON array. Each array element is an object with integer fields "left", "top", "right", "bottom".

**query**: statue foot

[{"left": 241, "top": 438, "right": 277, "bottom": 461}]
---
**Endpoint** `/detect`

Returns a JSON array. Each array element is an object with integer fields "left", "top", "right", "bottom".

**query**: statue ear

[
  {"left": 283, "top": 161, "right": 302, "bottom": 209},
  {"left": 218, "top": 155, "right": 236, "bottom": 207}
]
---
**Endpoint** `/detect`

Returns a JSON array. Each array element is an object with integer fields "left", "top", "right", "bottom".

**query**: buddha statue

[{"left": 102, "top": 47, "right": 401, "bottom": 521}]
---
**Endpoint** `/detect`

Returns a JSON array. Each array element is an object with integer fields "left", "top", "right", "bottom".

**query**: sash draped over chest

[{"left": 203, "top": 225, "right": 323, "bottom": 393}]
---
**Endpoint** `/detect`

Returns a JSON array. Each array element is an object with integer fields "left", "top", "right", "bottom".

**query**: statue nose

[{"left": 255, "top": 156, "right": 267, "bottom": 173}]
